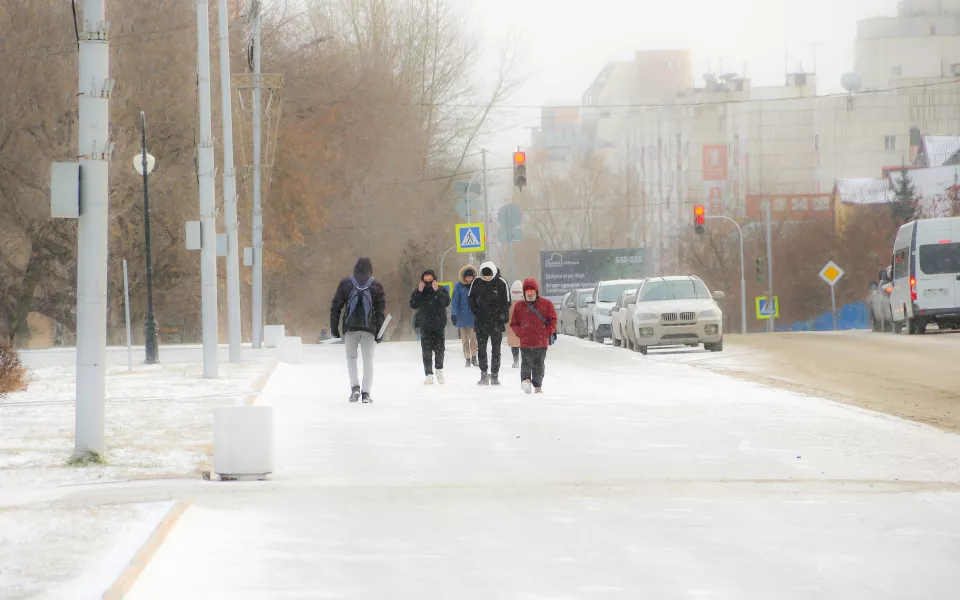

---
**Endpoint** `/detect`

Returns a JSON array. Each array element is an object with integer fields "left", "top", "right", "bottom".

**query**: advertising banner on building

[
  {"left": 703, "top": 145, "right": 728, "bottom": 181},
  {"left": 540, "top": 248, "right": 647, "bottom": 299}
]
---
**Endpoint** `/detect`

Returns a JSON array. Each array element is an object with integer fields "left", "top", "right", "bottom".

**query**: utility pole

[
  {"left": 197, "top": 0, "right": 219, "bottom": 377},
  {"left": 219, "top": 0, "right": 242, "bottom": 363},
  {"left": 140, "top": 112, "right": 159, "bottom": 364},
  {"left": 481, "top": 149, "right": 490, "bottom": 262},
  {"left": 765, "top": 200, "right": 775, "bottom": 332},
  {"left": 251, "top": 0, "right": 264, "bottom": 349},
  {"left": 74, "top": 0, "right": 111, "bottom": 460}
]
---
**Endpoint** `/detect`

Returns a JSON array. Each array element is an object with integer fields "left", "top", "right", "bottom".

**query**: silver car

[{"left": 626, "top": 276, "right": 725, "bottom": 354}]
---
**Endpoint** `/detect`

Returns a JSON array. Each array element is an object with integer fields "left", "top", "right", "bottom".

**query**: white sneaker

[
  {"left": 521, "top": 380, "right": 533, "bottom": 394},
  {"left": 436, "top": 370, "right": 445, "bottom": 384},
  {"left": 424, "top": 374, "right": 435, "bottom": 385}
]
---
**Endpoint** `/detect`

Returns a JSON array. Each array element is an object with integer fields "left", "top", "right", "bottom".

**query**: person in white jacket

[{"left": 467, "top": 261, "right": 510, "bottom": 386}]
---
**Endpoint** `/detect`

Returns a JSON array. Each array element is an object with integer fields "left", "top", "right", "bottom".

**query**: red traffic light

[{"left": 513, "top": 151, "right": 526, "bottom": 166}]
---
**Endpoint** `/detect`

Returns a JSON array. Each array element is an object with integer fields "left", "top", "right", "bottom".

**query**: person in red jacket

[{"left": 509, "top": 278, "right": 557, "bottom": 394}]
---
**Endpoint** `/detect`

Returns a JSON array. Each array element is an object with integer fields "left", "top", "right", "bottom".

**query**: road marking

[{"left": 103, "top": 500, "right": 191, "bottom": 599}]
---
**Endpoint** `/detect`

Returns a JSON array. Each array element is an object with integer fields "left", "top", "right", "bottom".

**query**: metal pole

[
  {"left": 219, "top": 0, "right": 242, "bottom": 363},
  {"left": 75, "top": 0, "right": 110, "bottom": 459},
  {"left": 509, "top": 239, "right": 517, "bottom": 284},
  {"left": 141, "top": 113, "right": 159, "bottom": 364},
  {"left": 123, "top": 259, "right": 133, "bottom": 372},
  {"left": 464, "top": 170, "right": 483, "bottom": 266},
  {"left": 481, "top": 149, "right": 490, "bottom": 260},
  {"left": 765, "top": 200, "right": 774, "bottom": 332},
  {"left": 197, "top": 0, "right": 219, "bottom": 378},
  {"left": 251, "top": 0, "right": 265, "bottom": 349},
  {"left": 439, "top": 245, "right": 456, "bottom": 282},
  {"left": 706, "top": 215, "right": 747, "bottom": 335},
  {"left": 830, "top": 286, "right": 838, "bottom": 330}
]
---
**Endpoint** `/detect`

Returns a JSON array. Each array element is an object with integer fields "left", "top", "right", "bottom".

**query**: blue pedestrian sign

[
  {"left": 455, "top": 223, "right": 485, "bottom": 253},
  {"left": 755, "top": 296, "right": 780, "bottom": 320}
]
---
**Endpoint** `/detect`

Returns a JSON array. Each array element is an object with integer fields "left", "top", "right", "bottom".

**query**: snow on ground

[
  {"left": 1, "top": 345, "right": 276, "bottom": 491},
  {"left": 126, "top": 340, "right": 960, "bottom": 599},
  {"left": 0, "top": 345, "right": 277, "bottom": 600}
]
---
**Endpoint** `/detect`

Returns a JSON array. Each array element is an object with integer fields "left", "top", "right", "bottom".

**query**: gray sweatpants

[{"left": 344, "top": 331, "right": 376, "bottom": 392}]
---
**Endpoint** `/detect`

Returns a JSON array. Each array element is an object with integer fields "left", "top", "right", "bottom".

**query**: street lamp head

[{"left": 133, "top": 153, "right": 156, "bottom": 175}]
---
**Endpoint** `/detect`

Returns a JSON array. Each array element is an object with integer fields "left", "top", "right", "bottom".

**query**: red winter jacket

[{"left": 509, "top": 279, "right": 557, "bottom": 348}]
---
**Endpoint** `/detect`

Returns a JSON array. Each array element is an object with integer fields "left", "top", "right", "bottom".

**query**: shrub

[{"left": 0, "top": 343, "right": 28, "bottom": 396}]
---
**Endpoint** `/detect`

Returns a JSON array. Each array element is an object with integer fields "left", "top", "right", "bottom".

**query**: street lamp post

[
  {"left": 439, "top": 245, "right": 456, "bottom": 282},
  {"left": 705, "top": 215, "right": 747, "bottom": 335},
  {"left": 135, "top": 112, "right": 159, "bottom": 364}
]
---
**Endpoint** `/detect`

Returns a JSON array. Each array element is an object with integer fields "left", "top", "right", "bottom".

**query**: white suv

[
  {"left": 627, "top": 276, "right": 725, "bottom": 355},
  {"left": 586, "top": 280, "right": 645, "bottom": 344}
]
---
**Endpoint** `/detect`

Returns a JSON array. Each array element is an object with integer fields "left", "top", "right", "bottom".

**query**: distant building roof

[
  {"left": 920, "top": 136, "right": 960, "bottom": 167},
  {"left": 835, "top": 178, "right": 892, "bottom": 205}
]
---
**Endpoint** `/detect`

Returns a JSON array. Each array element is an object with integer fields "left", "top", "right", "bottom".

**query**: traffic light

[
  {"left": 694, "top": 205, "right": 705, "bottom": 234},
  {"left": 513, "top": 151, "right": 527, "bottom": 191},
  {"left": 756, "top": 257, "right": 764, "bottom": 283}
]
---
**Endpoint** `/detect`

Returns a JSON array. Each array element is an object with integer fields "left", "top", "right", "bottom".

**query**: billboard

[
  {"left": 540, "top": 248, "right": 647, "bottom": 298},
  {"left": 702, "top": 145, "right": 728, "bottom": 181}
]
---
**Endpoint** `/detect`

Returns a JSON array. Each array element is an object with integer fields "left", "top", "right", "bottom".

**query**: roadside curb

[
  {"left": 102, "top": 499, "right": 191, "bottom": 599},
  {"left": 245, "top": 359, "right": 278, "bottom": 406}
]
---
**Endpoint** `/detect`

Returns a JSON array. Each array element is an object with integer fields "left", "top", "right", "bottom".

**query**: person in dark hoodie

[
  {"left": 330, "top": 258, "right": 386, "bottom": 403},
  {"left": 467, "top": 261, "right": 511, "bottom": 386},
  {"left": 409, "top": 269, "right": 451, "bottom": 385}
]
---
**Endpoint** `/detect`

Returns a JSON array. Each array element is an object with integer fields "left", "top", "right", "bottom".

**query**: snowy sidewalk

[
  {"left": 0, "top": 345, "right": 276, "bottom": 599},
  {"left": 124, "top": 339, "right": 960, "bottom": 599}
]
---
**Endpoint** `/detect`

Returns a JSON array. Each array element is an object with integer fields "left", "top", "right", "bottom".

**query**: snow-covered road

[{"left": 123, "top": 339, "right": 960, "bottom": 599}]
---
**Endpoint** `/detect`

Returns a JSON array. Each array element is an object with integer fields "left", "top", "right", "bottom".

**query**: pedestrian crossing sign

[
  {"left": 755, "top": 296, "right": 780, "bottom": 320},
  {"left": 455, "top": 223, "right": 485, "bottom": 253}
]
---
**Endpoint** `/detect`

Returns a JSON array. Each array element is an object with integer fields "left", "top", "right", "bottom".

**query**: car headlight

[
  {"left": 636, "top": 313, "right": 657, "bottom": 321},
  {"left": 700, "top": 309, "right": 721, "bottom": 318},
  {"left": 597, "top": 308, "right": 612, "bottom": 317}
]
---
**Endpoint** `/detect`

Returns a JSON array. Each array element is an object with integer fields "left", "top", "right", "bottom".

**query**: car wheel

[
  {"left": 706, "top": 338, "right": 724, "bottom": 352},
  {"left": 893, "top": 319, "right": 904, "bottom": 334},
  {"left": 908, "top": 318, "right": 922, "bottom": 335},
  {"left": 593, "top": 331, "right": 604, "bottom": 344},
  {"left": 613, "top": 335, "right": 621, "bottom": 348},
  {"left": 638, "top": 344, "right": 648, "bottom": 355}
]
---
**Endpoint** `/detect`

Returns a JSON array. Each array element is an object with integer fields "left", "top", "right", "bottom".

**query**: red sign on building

[{"left": 703, "top": 145, "right": 728, "bottom": 181}]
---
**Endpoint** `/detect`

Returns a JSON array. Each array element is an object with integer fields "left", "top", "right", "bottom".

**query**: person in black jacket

[
  {"left": 409, "top": 269, "right": 451, "bottom": 385},
  {"left": 330, "top": 257, "right": 386, "bottom": 403},
  {"left": 468, "top": 261, "right": 511, "bottom": 386}
]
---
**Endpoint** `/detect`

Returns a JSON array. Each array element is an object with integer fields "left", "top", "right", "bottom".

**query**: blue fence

[{"left": 775, "top": 301, "right": 869, "bottom": 332}]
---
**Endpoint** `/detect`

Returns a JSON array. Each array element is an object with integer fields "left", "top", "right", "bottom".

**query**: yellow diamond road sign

[{"left": 819, "top": 261, "right": 844, "bottom": 287}]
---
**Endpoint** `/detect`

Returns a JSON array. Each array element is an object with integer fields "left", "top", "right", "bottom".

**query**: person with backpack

[
  {"left": 330, "top": 257, "right": 386, "bottom": 403},
  {"left": 467, "top": 261, "right": 511, "bottom": 386},
  {"left": 451, "top": 264, "right": 478, "bottom": 368},
  {"left": 506, "top": 280, "right": 523, "bottom": 369},
  {"left": 409, "top": 269, "right": 451, "bottom": 385},
  {"left": 509, "top": 278, "right": 557, "bottom": 394}
]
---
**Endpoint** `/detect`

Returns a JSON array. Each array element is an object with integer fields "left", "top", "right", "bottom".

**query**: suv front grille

[{"left": 661, "top": 312, "right": 697, "bottom": 325}]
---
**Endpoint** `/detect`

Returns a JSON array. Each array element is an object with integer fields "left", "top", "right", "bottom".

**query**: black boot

[
  {"left": 477, "top": 372, "right": 490, "bottom": 386},
  {"left": 490, "top": 374, "right": 501, "bottom": 386},
  {"left": 465, "top": 358, "right": 472, "bottom": 368},
  {"left": 361, "top": 392, "right": 373, "bottom": 404},
  {"left": 471, "top": 356, "right": 479, "bottom": 367}
]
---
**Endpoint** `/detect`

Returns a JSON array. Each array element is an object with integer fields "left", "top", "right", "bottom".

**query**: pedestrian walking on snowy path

[
  {"left": 506, "top": 280, "right": 523, "bottom": 369},
  {"left": 509, "top": 278, "right": 557, "bottom": 394},
  {"left": 468, "top": 261, "right": 511, "bottom": 386},
  {"left": 330, "top": 257, "right": 386, "bottom": 403},
  {"left": 452, "top": 264, "right": 479, "bottom": 368},
  {"left": 410, "top": 270, "right": 450, "bottom": 385}
]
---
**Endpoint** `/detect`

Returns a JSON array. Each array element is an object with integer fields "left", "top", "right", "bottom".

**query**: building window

[
  {"left": 791, "top": 197, "right": 809, "bottom": 212},
  {"left": 774, "top": 197, "right": 788, "bottom": 212},
  {"left": 813, "top": 197, "right": 831, "bottom": 212},
  {"left": 885, "top": 135, "right": 897, "bottom": 151},
  {"left": 891, "top": 65, "right": 902, "bottom": 76}
]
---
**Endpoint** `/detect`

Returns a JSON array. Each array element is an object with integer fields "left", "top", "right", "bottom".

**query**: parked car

[
  {"left": 559, "top": 288, "right": 594, "bottom": 338},
  {"left": 625, "top": 276, "right": 725, "bottom": 355},
  {"left": 586, "top": 279, "right": 645, "bottom": 344},
  {"left": 610, "top": 289, "right": 637, "bottom": 348},
  {"left": 889, "top": 217, "right": 960, "bottom": 334},
  {"left": 867, "top": 266, "right": 894, "bottom": 332}
]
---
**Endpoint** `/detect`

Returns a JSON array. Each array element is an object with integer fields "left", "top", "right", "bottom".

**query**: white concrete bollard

[
  {"left": 263, "top": 324, "right": 285, "bottom": 348},
  {"left": 214, "top": 406, "right": 274, "bottom": 480},
  {"left": 279, "top": 336, "right": 302, "bottom": 364}
]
